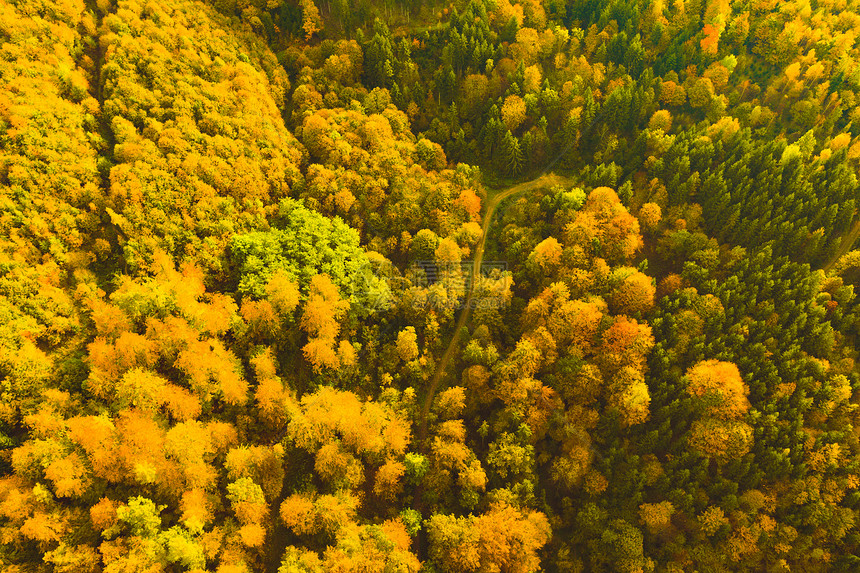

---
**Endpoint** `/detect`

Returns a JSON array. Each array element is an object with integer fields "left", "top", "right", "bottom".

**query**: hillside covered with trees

[{"left": 4, "top": 0, "right": 860, "bottom": 571}]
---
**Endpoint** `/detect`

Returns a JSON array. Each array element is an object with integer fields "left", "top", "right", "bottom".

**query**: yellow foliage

[
  {"left": 181, "top": 489, "right": 213, "bottom": 531},
  {"left": 686, "top": 359, "right": 750, "bottom": 420},
  {"left": 524, "top": 65, "right": 543, "bottom": 93},
  {"left": 830, "top": 132, "right": 852, "bottom": 150},
  {"left": 315, "top": 442, "right": 364, "bottom": 487},
  {"left": 337, "top": 340, "right": 357, "bottom": 367},
  {"left": 374, "top": 459, "right": 406, "bottom": 500},
  {"left": 115, "top": 368, "right": 167, "bottom": 412},
  {"left": 426, "top": 502, "right": 551, "bottom": 573},
  {"left": 238, "top": 523, "right": 266, "bottom": 547},
  {"left": 648, "top": 110, "right": 673, "bottom": 132},
  {"left": 44, "top": 453, "right": 89, "bottom": 498},
  {"left": 638, "top": 203, "right": 662, "bottom": 230},
  {"left": 434, "top": 387, "right": 466, "bottom": 419},
  {"left": 396, "top": 326, "right": 420, "bottom": 362},
  {"left": 280, "top": 493, "right": 319, "bottom": 535},
  {"left": 162, "top": 384, "right": 203, "bottom": 422},
  {"left": 609, "top": 367, "right": 651, "bottom": 426},
  {"left": 501, "top": 95, "right": 527, "bottom": 132},
  {"left": 551, "top": 425, "right": 593, "bottom": 488},
  {"left": 315, "top": 492, "right": 360, "bottom": 534},
  {"left": 175, "top": 339, "right": 248, "bottom": 405},
  {"left": 610, "top": 269, "right": 656, "bottom": 316},
  {"left": 699, "top": 506, "right": 729, "bottom": 535},
  {"left": 265, "top": 270, "right": 300, "bottom": 316},
  {"left": 531, "top": 237, "right": 563, "bottom": 271},
  {"left": 639, "top": 501, "right": 675, "bottom": 533},
  {"left": 689, "top": 418, "right": 753, "bottom": 461},
  {"left": 300, "top": 274, "right": 349, "bottom": 372},
  {"left": 289, "top": 387, "right": 411, "bottom": 459}
]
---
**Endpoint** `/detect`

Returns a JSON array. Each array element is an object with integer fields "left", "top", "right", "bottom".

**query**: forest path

[
  {"left": 823, "top": 214, "right": 860, "bottom": 273},
  {"left": 415, "top": 172, "right": 571, "bottom": 445}
]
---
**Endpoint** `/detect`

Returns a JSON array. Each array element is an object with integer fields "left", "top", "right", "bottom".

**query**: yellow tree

[
  {"left": 426, "top": 502, "right": 551, "bottom": 573},
  {"left": 609, "top": 268, "right": 656, "bottom": 316},
  {"left": 686, "top": 360, "right": 750, "bottom": 420},
  {"left": 300, "top": 274, "right": 350, "bottom": 372},
  {"left": 501, "top": 95, "right": 527, "bottom": 132}
]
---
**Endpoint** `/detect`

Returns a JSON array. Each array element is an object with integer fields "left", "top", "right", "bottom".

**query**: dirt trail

[
  {"left": 823, "top": 214, "right": 860, "bottom": 273},
  {"left": 415, "top": 173, "right": 570, "bottom": 444}
]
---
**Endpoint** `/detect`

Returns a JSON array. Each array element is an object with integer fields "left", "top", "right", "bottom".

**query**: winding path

[
  {"left": 415, "top": 173, "right": 571, "bottom": 444},
  {"left": 408, "top": 172, "right": 572, "bottom": 559},
  {"left": 823, "top": 213, "right": 860, "bottom": 273}
]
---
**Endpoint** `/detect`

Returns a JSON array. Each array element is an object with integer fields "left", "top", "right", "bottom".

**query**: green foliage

[
  {"left": 6, "top": 0, "right": 860, "bottom": 571},
  {"left": 230, "top": 198, "right": 389, "bottom": 311},
  {"left": 404, "top": 452, "right": 429, "bottom": 484},
  {"left": 117, "top": 497, "right": 163, "bottom": 537},
  {"left": 399, "top": 508, "right": 422, "bottom": 535}
]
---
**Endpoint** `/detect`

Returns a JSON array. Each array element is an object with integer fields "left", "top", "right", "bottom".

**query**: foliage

[{"left": 5, "top": 0, "right": 860, "bottom": 570}]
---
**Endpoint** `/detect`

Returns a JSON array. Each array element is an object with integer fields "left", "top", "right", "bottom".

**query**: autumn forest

[{"left": 4, "top": 0, "right": 860, "bottom": 570}]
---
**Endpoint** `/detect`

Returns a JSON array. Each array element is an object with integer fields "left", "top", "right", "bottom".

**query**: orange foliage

[
  {"left": 563, "top": 187, "right": 643, "bottom": 264},
  {"left": 374, "top": 459, "right": 407, "bottom": 500},
  {"left": 161, "top": 384, "right": 202, "bottom": 422},
  {"left": 86, "top": 333, "right": 157, "bottom": 398},
  {"left": 87, "top": 299, "right": 131, "bottom": 339},
  {"left": 114, "top": 410, "right": 168, "bottom": 485},
  {"left": 426, "top": 502, "right": 551, "bottom": 573},
  {"left": 463, "top": 365, "right": 492, "bottom": 406},
  {"left": 241, "top": 299, "right": 280, "bottom": 340},
  {"left": 689, "top": 418, "right": 753, "bottom": 461},
  {"left": 301, "top": 274, "right": 349, "bottom": 372},
  {"left": 239, "top": 523, "right": 267, "bottom": 547},
  {"left": 180, "top": 488, "right": 213, "bottom": 530},
  {"left": 610, "top": 270, "right": 656, "bottom": 316},
  {"left": 20, "top": 511, "right": 65, "bottom": 544},
  {"left": 67, "top": 415, "right": 122, "bottom": 482},
  {"left": 454, "top": 188, "right": 483, "bottom": 221},
  {"left": 599, "top": 316, "right": 655, "bottom": 372},
  {"left": 531, "top": 237, "right": 563, "bottom": 271},
  {"left": 44, "top": 452, "right": 89, "bottom": 498},
  {"left": 660, "top": 80, "right": 687, "bottom": 107},
  {"left": 686, "top": 360, "right": 750, "bottom": 420},
  {"left": 701, "top": 23, "right": 721, "bottom": 55},
  {"left": 252, "top": 349, "right": 292, "bottom": 429},
  {"left": 89, "top": 498, "right": 118, "bottom": 531}
]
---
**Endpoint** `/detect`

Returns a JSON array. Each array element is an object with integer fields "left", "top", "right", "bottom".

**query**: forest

[{"left": 4, "top": 0, "right": 860, "bottom": 570}]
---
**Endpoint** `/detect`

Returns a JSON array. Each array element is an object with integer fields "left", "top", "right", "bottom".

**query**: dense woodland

[{"left": 5, "top": 0, "right": 860, "bottom": 570}]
